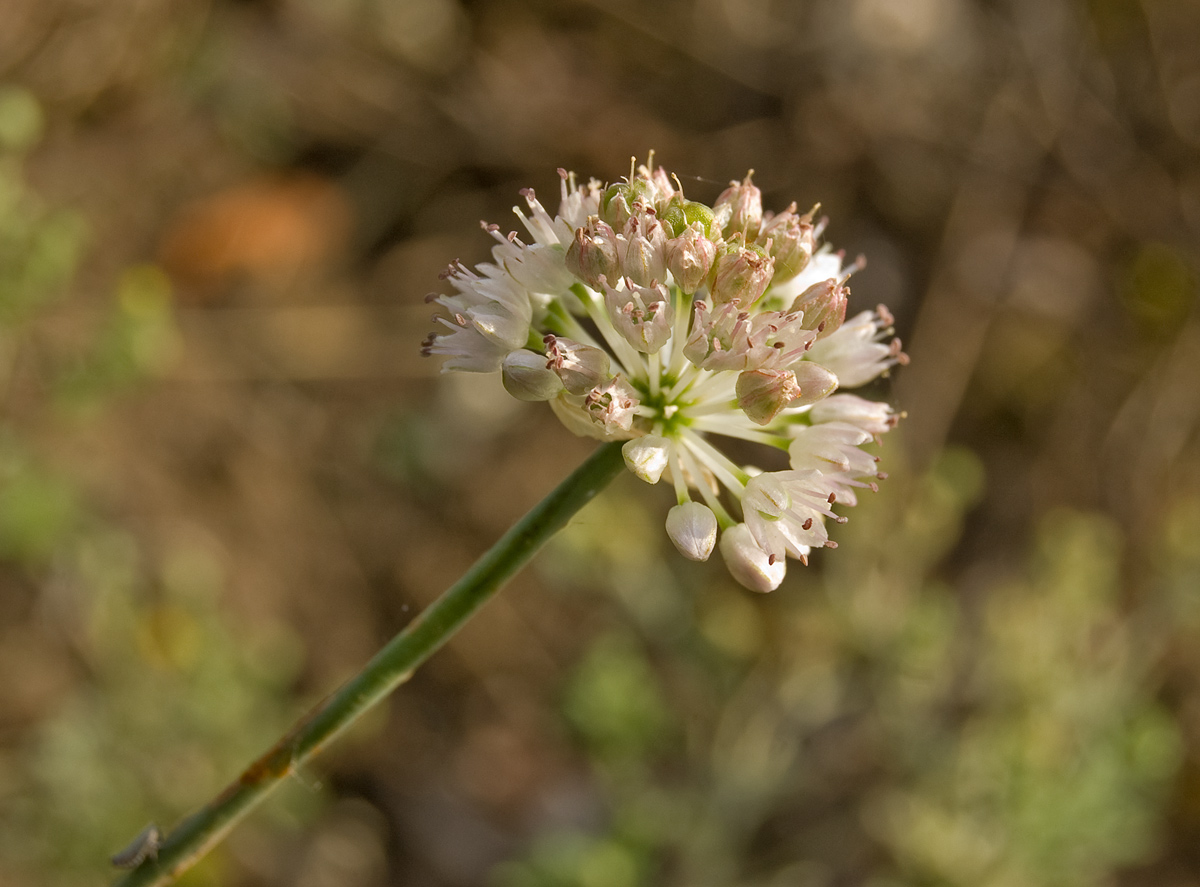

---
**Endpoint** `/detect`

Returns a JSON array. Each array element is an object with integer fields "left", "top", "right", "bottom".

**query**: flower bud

[
  {"left": 736, "top": 368, "right": 803, "bottom": 425},
  {"left": 787, "top": 360, "right": 839, "bottom": 407},
  {"left": 682, "top": 200, "right": 716, "bottom": 236},
  {"left": 759, "top": 207, "right": 815, "bottom": 282},
  {"left": 658, "top": 201, "right": 686, "bottom": 239},
  {"left": 665, "top": 502, "right": 718, "bottom": 561},
  {"left": 565, "top": 217, "right": 620, "bottom": 289},
  {"left": 600, "top": 185, "right": 633, "bottom": 230},
  {"left": 791, "top": 279, "right": 849, "bottom": 340},
  {"left": 710, "top": 240, "right": 775, "bottom": 306},
  {"left": 665, "top": 223, "right": 717, "bottom": 294},
  {"left": 623, "top": 435, "right": 671, "bottom": 484},
  {"left": 719, "top": 523, "right": 786, "bottom": 592},
  {"left": 544, "top": 335, "right": 611, "bottom": 394},
  {"left": 713, "top": 173, "right": 763, "bottom": 239},
  {"left": 617, "top": 217, "right": 667, "bottom": 287},
  {"left": 502, "top": 349, "right": 564, "bottom": 401}
]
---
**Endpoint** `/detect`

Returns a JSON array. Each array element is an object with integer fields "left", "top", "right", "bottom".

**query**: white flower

[
  {"left": 805, "top": 305, "right": 908, "bottom": 387},
  {"left": 424, "top": 159, "right": 905, "bottom": 591}
]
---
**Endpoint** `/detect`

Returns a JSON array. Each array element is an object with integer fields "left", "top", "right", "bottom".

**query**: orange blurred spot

[{"left": 160, "top": 174, "right": 351, "bottom": 292}]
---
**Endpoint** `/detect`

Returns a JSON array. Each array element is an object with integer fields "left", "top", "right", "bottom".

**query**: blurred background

[{"left": 2, "top": 0, "right": 1200, "bottom": 885}]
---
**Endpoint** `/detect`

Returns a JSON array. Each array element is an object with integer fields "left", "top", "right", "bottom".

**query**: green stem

[{"left": 113, "top": 441, "right": 626, "bottom": 887}]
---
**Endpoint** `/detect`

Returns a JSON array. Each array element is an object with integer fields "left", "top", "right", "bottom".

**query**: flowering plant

[
  {"left": 111, "top": 159, "right": 905, "bottom": 886},
  {"left": 425, "top": 159, "right": 904, "bottom": 591}
]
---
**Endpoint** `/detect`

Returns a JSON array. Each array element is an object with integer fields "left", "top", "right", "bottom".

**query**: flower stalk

[{"left": 111, "top": 441, "right": 627, "bottom": 887}]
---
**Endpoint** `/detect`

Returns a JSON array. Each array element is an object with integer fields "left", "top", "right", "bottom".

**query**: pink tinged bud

[
  {"left": 665, "top": 502, "right": 718, "bottom": 561},
  {"left": 719, "top": 523, "right": 786, "bottom": 593},
  {"left": 787, "top": 361, "right": 840, "bottom": 408},
  {"left": 791, "top": 279, "right": 849, "bottom": 340},
  {"left": 604, "top": 280, "right": 673, "bottom": 354},
  {"left": 736, "top": 368, "right": 804, "bottom": 425},
  {"left": 544, "top": 335, "right": 611, "bottom": 395},
  {"left": 564, "top": 218, "right": 619, "bottom": 289},
  {"left": 585, "top": 376, "right": 639, "bottom": 433},
  {"left": 759, "top": 208, "right": 815, "bottom": 282},
  {"left": 502, "top": 349, "right": 564, "bottom": 401},
  {"left": 617, "top": 217, "right": 667, "bottom": 287},
  {"left": 665, "top": 223, "right": 717, "bottom": 294},
  {"left": 713, "top": 173, "right": 763, "bottom": 239},
  {"left": 622, "top": 435, "right": 671, "bottom": 484},
  {"left": 710, "top": 242, "right": 775, "bottom": 306}
]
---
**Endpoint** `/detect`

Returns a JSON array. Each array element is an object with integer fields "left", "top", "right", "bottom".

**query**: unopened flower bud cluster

[{"left": 423, "top": 160, "right": 905, "bottom": 592}]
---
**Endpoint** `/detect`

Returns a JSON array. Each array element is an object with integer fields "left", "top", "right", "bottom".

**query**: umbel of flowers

[{"left": 423, "top": 160, "right": 905, "bottom": 592}]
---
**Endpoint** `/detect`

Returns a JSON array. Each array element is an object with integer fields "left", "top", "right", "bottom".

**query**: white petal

[{"left": 719, "top": 524, "right": 786, "bottom": 593}]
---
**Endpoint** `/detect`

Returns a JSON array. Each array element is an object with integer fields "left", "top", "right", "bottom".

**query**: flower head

[{"left": 424, "top": 160, "right": 905, "bottom": 591}]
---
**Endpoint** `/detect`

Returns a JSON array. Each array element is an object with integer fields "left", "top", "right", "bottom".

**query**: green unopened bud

[
  {"left": 659, "top": 198, "right": 716, "bottom": 238},
  {"left": 682, "top": 201, "right": 716, "bottom": 236},
  {"left": 659, "top": 201, "right": 687, "bottom": 238},
  {"left": 736, "top": 368, "right": 803, "bottom": 425},
  {"left": 502, "top": 349, "right": 564, "bottom": 401},
  {"left": 622, "top": 435, "right": 671, "bottom": 483}
]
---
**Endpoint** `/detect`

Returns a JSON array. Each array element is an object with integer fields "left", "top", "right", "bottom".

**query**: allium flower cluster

[{"left": 423, "top": 160, "right": 905, "bottom": 592}]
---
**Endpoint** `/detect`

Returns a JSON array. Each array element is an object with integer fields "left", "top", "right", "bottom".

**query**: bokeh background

[{"left": 3, "top": 0, "right": 1200, "bottom": 885}]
